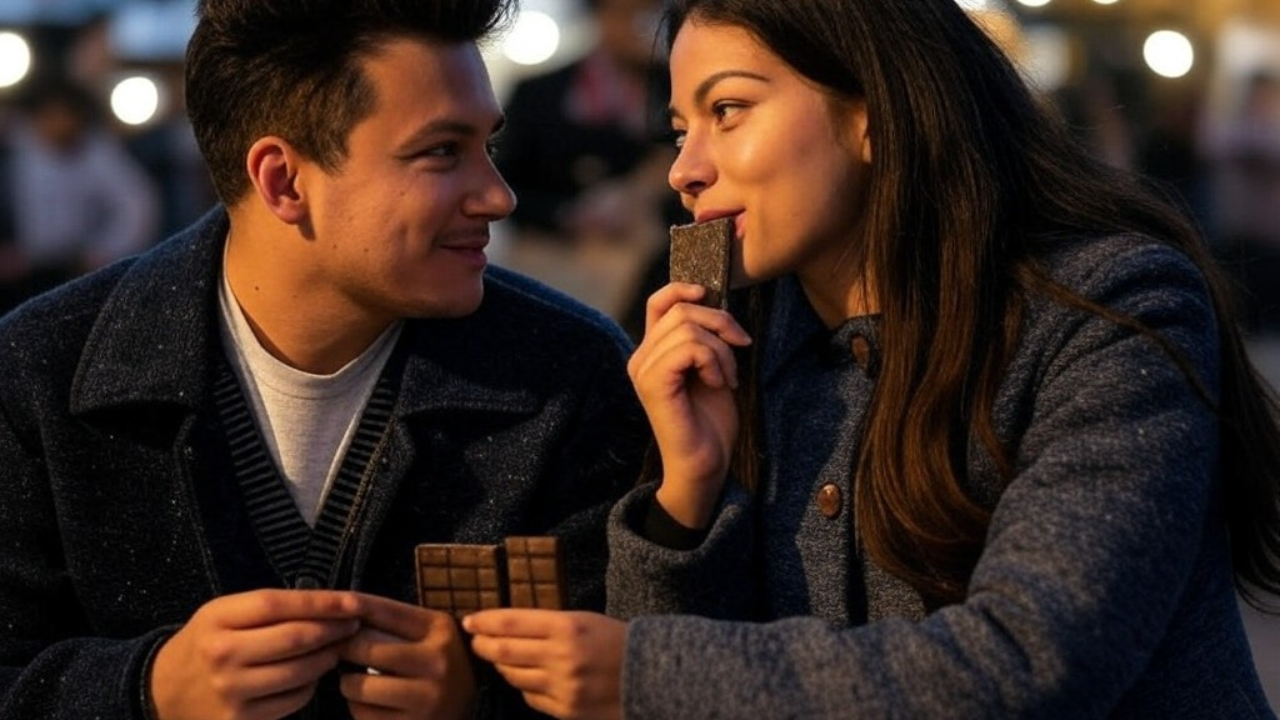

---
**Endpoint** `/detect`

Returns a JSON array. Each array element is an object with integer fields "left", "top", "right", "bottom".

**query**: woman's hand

[
  {"left": 628, "top": 282, "right": 752, "bottom": 528},
  {"left": 464, "top": 609, "right": 626, "bottom": 720}
]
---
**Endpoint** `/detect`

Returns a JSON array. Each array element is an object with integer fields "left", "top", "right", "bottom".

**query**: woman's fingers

[{"left": 643, "top": 282, "right": 708, "bottom": 333}]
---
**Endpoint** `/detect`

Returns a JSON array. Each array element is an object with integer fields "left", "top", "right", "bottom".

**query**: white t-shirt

[{"left": 217, "top": 266, "right": 401, "bottom": 525}]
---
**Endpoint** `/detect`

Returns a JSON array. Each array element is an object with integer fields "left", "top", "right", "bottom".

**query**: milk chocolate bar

[
  {"left": 504, "top": 536, "right": 565, "bottom": 610},
  {"left": 414, "top": 537, "right": 567, "bottom": 618},
  {"left": 669, "top": 216, "right": 732, "bottom": 310},
  {"left": 415, "top": 543, "right": 504, "bottom": 619}
]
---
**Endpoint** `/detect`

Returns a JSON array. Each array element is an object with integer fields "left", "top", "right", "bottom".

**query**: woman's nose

[{"left": 668, "top": 136, "right": 714, "bottom": 198}]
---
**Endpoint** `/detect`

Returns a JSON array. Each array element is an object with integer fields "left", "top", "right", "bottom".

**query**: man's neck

[{"left": 223, "top": 220, "right": 393, "bottom": 375}]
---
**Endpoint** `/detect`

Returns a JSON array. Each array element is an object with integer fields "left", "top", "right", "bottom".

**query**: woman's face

[{"left": 667, "top": 18, "right": 872, "bottom": 296}]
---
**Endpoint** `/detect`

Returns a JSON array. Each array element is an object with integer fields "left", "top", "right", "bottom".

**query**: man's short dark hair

[{"left": 185, "top": 0, "right": 515, "bottom": 203}]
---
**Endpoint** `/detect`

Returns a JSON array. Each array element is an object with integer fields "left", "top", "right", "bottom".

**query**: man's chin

[{"left": 407, "top": 287, "right": 485, "bottom": 320}]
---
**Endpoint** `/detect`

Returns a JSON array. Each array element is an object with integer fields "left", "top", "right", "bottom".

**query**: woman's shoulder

[{"left": 1036, "top": 233, "right": 1203, "bottom": 295}]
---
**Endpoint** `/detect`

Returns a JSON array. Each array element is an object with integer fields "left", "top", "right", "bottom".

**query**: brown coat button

[
  {"left": 816, "top": 483, "right": 843, "bottom": 519},
  {"left": 850, "top": 335, "right": 872, "bottom": 370}
]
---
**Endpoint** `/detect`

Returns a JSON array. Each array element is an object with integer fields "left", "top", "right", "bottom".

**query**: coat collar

[
  {"left": 759, "top": 276, "right": 882, "bottom": 384},
  {"left": 70, "top": 207, "right": 537, "bottom": 418},
  {"left": 760, "top": 276, "right": 827, "bottom": 385},
  {"left": 70, "top": 207, "right": 226, "bottom": 415}
]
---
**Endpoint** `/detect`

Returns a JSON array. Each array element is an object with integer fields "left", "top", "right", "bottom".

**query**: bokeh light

[
  {"left": 502, "top": 11, "right": 560, "bottom": 66},
  {"left": 110, "top": 75, "right": 160, "bottom": 125},
  {"left": 0, "top": 31, "right": 32, "bottom": 88},
  {"left": 1143, "top": 30, "right": 1195, "bottom": 79}
]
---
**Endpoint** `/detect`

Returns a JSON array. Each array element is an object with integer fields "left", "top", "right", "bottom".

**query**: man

[{"left": 0, "top": 1, "right": 648, "bottom": 719}]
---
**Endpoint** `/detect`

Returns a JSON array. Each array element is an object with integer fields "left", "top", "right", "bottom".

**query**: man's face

[{"left": 298, "top": 36, "right": 515, "bottom": 323}]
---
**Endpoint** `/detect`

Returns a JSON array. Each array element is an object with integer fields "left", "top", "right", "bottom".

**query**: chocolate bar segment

[
  {"left": 504, "top": 536, "right": 566, "bottom": 610},
  {"left": 669, "top": 216, "right": 733, "bottom": 310},
  {"left": 415, "top": 544, "right": 505, "bottom": 619}
]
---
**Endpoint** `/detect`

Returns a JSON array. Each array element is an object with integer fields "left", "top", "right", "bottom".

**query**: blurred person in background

[
  {"left": 1138, "top": 85, "right": 1211, "bottom": 235},
  {"left": 0, "top": 73, "right": 159, "bottom": 313},
  {"left": 495, "top": 0, "right": 682, "bottom": 338},
  {"left": 1052, "top": 69, "right": 1136, "bottom": 172},
  {"left": 1203, "top": 70, "right": 1280, "bottom": 335}
]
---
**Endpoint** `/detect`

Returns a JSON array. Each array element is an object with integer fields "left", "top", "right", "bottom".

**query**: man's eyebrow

[
  {"left": 396, "top": 116, "right": 507, "bottom": 151},
  {"left": 669, "top": 69, "right": 772, "bottom": 121}
]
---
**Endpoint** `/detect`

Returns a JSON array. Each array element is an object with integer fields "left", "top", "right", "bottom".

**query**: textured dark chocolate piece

[
  {"left": 415, "top": 544, "right": 504, "bottom": 619},
  {"left": 669, "top": 216, "right": 732, "bottom": 310},
  {"left": 505, "top": 536, "right": 565, "bottom": 610}
]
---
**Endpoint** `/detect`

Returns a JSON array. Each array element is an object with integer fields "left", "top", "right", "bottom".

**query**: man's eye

[{"left": 420, "top": 143, "right": 459, "bottom": 158}]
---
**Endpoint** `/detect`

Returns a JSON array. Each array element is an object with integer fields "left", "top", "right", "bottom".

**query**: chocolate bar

[
  {"left": 414, "top": 536, "right": 567, "bottom": 618},
  {"left": 415, "top": 543, "right": 504, "bottom": 619},
  {"left": 669, "top": 216, "right": 733, "bottom": 310},
  {"left": 504, "top": 536, "right": 565, "bottom": 610}
]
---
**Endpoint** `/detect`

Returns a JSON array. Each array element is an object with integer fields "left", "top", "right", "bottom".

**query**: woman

[{"left": 465, "top": 1, "right": 1280, "bottom": 718}]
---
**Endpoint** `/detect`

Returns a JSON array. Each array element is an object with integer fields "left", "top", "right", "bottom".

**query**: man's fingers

[
  {"left": 339, "top": 666, "right": 444, "bottom": 715},
  {"left": 341, "top": 627, "right": 435, "bottom": 678},
  {"left": 231, "top": 618, "right": 360, "bottom": 665},
  {"left": 242, "top": 683, "right": 322, "bottom": 720},
  {"left": 211, "top": 589, "right": 363, "bottom": 630},
  {"left": 351, "top": 592, "right": 447, "bottom": 639},
  {"left": 232, "top": 650, "right": 343, "bottom": 698},
  {"left": 339, "top": 670, "right": 414, "bottom": 710}
]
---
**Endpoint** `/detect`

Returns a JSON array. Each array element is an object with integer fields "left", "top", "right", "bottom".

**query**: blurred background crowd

[
  {"left": 0, "top": 0, "right": 1276, "bottom": 706},
  {"left": 1, "top": 0, "right": 1279, "bottom": 336}
]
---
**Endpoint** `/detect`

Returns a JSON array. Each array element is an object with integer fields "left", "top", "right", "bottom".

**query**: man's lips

[{"left": 438, "top": 228, "right": 491, "bottom": 252}]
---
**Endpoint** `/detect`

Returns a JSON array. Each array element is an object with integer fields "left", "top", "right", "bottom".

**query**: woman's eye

[
  {"left": 670, "top": 129, "right": 687, "bottom": 149},
  {"left": 712, "top": 102, "right": 744, "bottom": 122}
]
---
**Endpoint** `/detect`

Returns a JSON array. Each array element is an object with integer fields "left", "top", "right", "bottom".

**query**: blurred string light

[
  {"left": 110, "top": 75, "right": 161, "bottom": 126},
  {"left": 1144, "top": 30, "right": 1195, "bottom": 78},
  {"left": 1014, "top": 0, "right": 1052, "bottom": 8},
  {"left": 1022, "top": 26, "right": 1071, "bottom": 91},
  {"left": 1091, "top": 0, "right": 1120, "bottom": 5},
  {"left": 502, "top": 10, "right": 560, "bottom": 66},
  {"left": 0, "top": 31, "right": 32, "bottom": 89}
]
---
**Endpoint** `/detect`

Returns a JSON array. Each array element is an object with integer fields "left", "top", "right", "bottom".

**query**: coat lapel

[{"left": 70, "top": 208, "right": 226, "bottom": 415}]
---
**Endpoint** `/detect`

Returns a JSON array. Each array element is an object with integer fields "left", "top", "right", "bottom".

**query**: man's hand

[
  {"left": 339, "top": 594, "right": 476, "bottom": 720},
  {"left": 149, "top": 589, "right": 363, "bottom": 720}
]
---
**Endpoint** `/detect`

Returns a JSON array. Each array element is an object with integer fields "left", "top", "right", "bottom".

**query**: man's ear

[{"left": 245, "top": 136, "right": 309, "bottom": 225}]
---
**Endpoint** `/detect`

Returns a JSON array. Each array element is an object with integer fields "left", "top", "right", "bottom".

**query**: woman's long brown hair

[{"left": 661, "top": 0, "right": 1280, "bottom": 609}]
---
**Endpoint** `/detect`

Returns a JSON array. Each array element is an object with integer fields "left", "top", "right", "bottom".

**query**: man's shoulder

[
  {"left": 0, "top": 214, "right": 221, "bottom": 377},
  {"left": 0, "top": 260, "right": 130, "bottom": 341},
  {"left": 0, "top": 260, "right": 133, "bottom": 397},
  {"left": 477, "top": 265, "right": 634, "bottom": 352}
]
